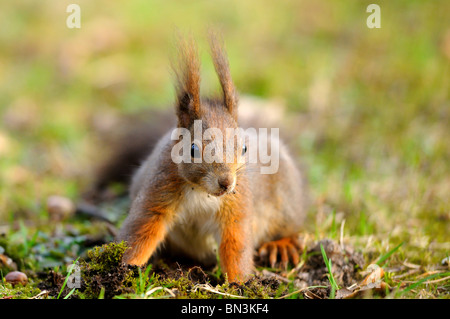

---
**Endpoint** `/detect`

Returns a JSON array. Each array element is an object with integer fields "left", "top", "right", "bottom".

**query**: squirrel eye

[
  {"left": 191, "top": 143, "right": 200, "bottom": 158},
  {"left": 242, "top": 143, "right": 247, "bottom": 156}
]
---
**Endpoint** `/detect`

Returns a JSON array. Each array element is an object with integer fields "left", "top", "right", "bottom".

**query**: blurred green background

[{"left": 0, "top": 0, "right": 449, "bottom": 267}]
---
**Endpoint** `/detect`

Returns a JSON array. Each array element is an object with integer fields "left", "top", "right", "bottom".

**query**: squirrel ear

[
  {"left": 172, "top": 33, "right": 201, "bottom": 127},
  {"left": 208, "top": 32, "right": 238, "bottom": 120}
]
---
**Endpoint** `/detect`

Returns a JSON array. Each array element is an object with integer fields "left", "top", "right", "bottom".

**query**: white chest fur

[
  {"left": 175, "top": 186, "right": 222, "bottom": 237},
  {"left": 179, "top": 186, "right": 222, "bottom": 217},
  {"left": 166, "top": 186, "right": 223, "bottom": 263}
]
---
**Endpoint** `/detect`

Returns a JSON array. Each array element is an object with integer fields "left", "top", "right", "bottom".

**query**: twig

[
  {"left": 402, "top": 261, "right": 421, "bottom": 269},
  {"left": 393, "top": 268, "right": 421, "bottom": 280},
  {"left": 31, "top": 290, "right": 49, "bottom": 299},
  {"left": 340, "top": 219, "right": 346, "bottom": 250},
  {"left": 277, "top": 285, "right": 328, "bottom": 299},
  {"left": 303, "top": 289, "right": 322, "bottom": 299},
  {"left": 287, "top": 260, "right": 305, "bottom": 278},
  {"left": 261, "top": 269, "right": 291, "bottom": 283},
  {"left": 416, "top": 270, "right": 444, "bottom": 279},
  {"left": 145, "top": 286, "right": 164, "bottom": 297},
  {"left": 145, "top": 286, "right": 176, "bottom": 298},
  {"left": 192, "top": 284, "right": 247, "bottom": 299},
  {"left": 423, "top": 275, "right": 450, "bottom": 285}
]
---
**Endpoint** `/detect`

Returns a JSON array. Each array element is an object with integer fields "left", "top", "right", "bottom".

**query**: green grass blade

[
  {"left": 98, "top": 287, "right": 105, "bottom": 299},
  {"left": 402, "top": 272, "right": 450, "bottom": 294},
  {"left": 64, "top": 288, "right": 76, "bottom": 299},
  {"left": 376, "top": 242, "right": 404, "bottom": 266},
  {"left": 320, "top": 243, "right": 339, "bottom": 293}
]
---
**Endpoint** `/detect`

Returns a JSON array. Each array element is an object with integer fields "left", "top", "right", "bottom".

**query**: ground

[{"left": 0, "top": 0, "right": 449, "bottom": 299}]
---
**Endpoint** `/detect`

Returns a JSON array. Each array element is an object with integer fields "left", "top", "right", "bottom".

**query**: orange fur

[
  {"left": 123, "top": 213, "right": 169, "bottom": 266},
  {"left": 120, "top": 154, "right": 182, "bottom": 266},
  {"left": 217, "top": 178, "right": 253, "bottom": 282}
]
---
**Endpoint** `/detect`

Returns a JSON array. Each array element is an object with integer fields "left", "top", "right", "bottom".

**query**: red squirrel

[{"left": 116, "top": 34, "right": 309, "bottom": 282}]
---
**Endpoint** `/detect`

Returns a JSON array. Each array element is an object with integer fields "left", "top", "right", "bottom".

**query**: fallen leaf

[
  {"left": 360, "top": 264, "right": 384, "bottom": 286},
  {"left": 336, "top": 264, "right": 390, "bottom": 299}
]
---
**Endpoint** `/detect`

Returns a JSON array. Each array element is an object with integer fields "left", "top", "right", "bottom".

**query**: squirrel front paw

[{"left": 257, "top": 236, "right": 304, "bottom": 269}]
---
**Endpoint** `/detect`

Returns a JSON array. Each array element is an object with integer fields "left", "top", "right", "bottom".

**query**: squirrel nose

[{"left": 218, "top": 175, "right": 233, "bottom": 191}]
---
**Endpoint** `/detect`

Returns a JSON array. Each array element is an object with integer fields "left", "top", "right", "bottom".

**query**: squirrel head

[{"left": 171, "top": 33, "right": 247, "bottom": 197}]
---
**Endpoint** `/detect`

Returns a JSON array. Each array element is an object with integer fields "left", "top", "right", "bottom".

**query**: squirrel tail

[{"left": 84, "top": 108, "right": 176, "bottom": 202}]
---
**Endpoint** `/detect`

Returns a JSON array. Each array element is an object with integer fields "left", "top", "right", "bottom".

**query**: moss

[
  {"left": 242, "top": 277, "right": 282, "bottom": 298},
  {"left": 214, "top": 276, "right": 283, "bottom": 299},
  {"left": 140, "top": 266, "right": 282, "bottom": 299},
  {"left": 0, "top": 280, "right": 42, "bottom": 299},
  {"left": 80, "top": 241, "right": 140, "bottom": 299},
  {"left": 84, "top": 241, "right": 128, "bottom": 272}
]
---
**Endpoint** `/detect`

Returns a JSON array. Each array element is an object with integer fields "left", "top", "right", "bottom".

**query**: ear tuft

[
  {"left": 171, "top": 33, "right": 201, "bottom": 127},
  {"left": 208, "top": 31, "right": 238, "bottom": 120}
]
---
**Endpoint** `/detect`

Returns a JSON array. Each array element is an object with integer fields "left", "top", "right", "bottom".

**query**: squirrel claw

[{"left": 258, "top": 236, "right": 303, "bottom": 269}]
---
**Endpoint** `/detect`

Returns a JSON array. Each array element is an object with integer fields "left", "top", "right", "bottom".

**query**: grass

[
  {"left": 0, "top": 0, "right": 449, "bottom": 299},
  {"left": 376, "top": 242, "right": 404, "bottom": 267},
  {"left": 320, "top": 243, "right": 339, "bottom": 298}
]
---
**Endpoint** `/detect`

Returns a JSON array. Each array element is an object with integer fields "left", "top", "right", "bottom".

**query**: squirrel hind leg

[{"left": 257, "top": 235, "right": 304, "bottom": 270}]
